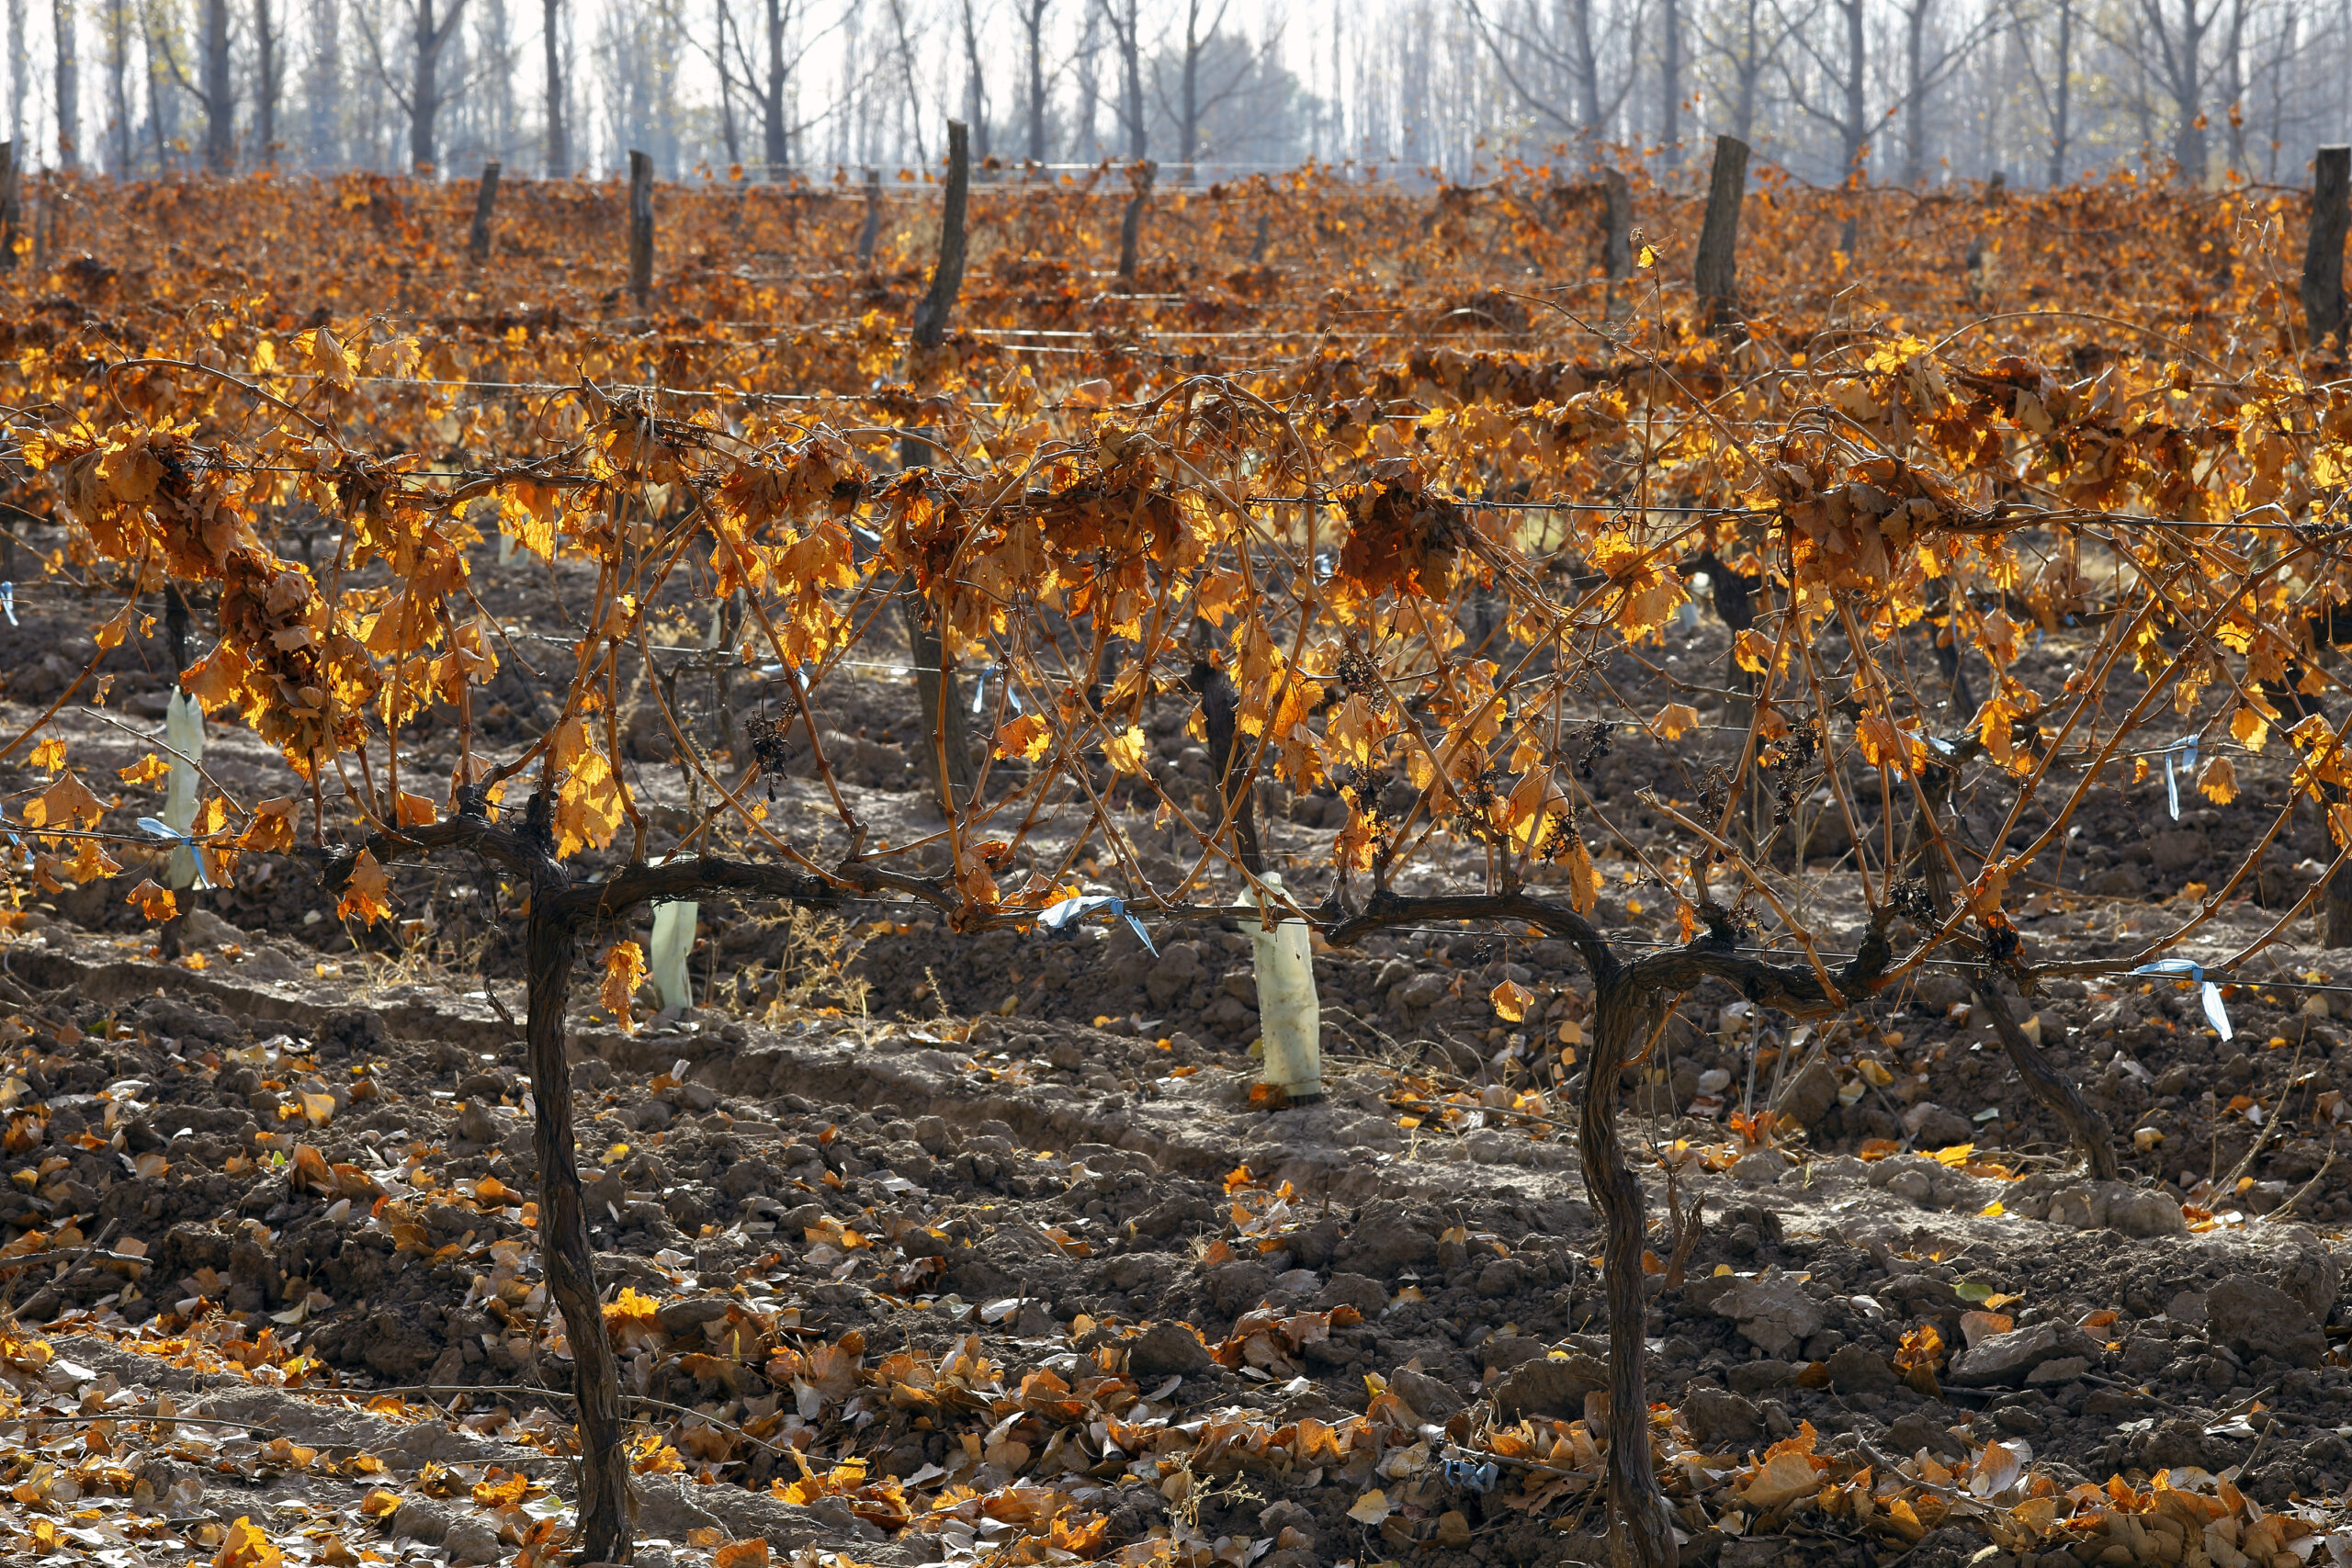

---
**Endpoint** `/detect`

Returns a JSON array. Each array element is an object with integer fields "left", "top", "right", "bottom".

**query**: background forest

[{"left": 1, "top": 0, "right": 2348, "bottom": 194}]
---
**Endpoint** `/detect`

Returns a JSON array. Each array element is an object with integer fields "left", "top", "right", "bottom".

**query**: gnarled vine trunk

[{"left": 521, "top": 900, "right": 633, "bottom": 1561}]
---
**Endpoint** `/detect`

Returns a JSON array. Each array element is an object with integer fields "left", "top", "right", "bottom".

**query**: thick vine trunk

[
  {"left": 1972, "top": 978, "right": 2119, "bottom": 1179},
  {"left": 899, "top": 584, "right": 976, "bottom": 816},
  {"left": 322, "top": 810, "right": 852, "bottom": 1568},
  {"left": 1582, "top": 985, "right": 1676, "bottom": 1568},
  {"left": 1116, "top": 161, "right": 1154, "bottom": 290},
  {"left": 523, "top": 903, "right": 632, "bottom": 1562},
  {"left": 1189, "top": 655, "right": 1263, "bottom": 876},
  {"left": 2324, "top": 865, "right": 2352, "bottom": 948}
]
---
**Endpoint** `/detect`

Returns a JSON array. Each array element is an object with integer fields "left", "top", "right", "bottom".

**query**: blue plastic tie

[
  {"left": 1, "top": 582, "right": 13, "bottom": 626},
  {"left": 1442, "top": 1458, "right": 1499, "bottom": 1494},
  {"left": 2161, "top": 736, "right": 2199, "bottom": 819},
  {"left": 2131, "top": 958, "right": 2232, "bottom": 1040},
  {"left": 136, "top": 817, "right": 213, "bottom": 889},
  {"left": 1037, "top": 893, "right": 1157, "bottom": 955}
]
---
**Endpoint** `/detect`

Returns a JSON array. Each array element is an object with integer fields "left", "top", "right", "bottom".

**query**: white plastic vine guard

[
  {"left": 650, "top": 897, "right": 698, "bottom": 1015},
  {"left": 163, "top": 690, "right": 205, "bottom": 892},
  {"left": 1252, "top": 872, "right": 1322, "bottom": 1099}
]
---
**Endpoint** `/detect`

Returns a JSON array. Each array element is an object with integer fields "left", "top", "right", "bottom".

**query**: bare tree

[
  {"left": 1777, "top": 0, "right": 1870, "bottom": 184},
  {"left": 1101, "top": 0, "right": 1145, "bottom": 157},
  {"left": 255, "top": 0, "right": 282, "bottom": 161},
  {"left": 101, "top": 0, "right": 128, "bottom": 170},
  {"left": 1661, "top": 0, "right": 1683, "bottom": 155},
  {"left": 153, "top": 0, "right": 239, "bottom": 172},
  {"left": 1892, "top": 0, "right": 2000, "bottom": 183},
  {"left": 757, "top": 0, "right": 793, "bottom": 175},
  {"left": 1072, "top": 0, "right": 1101, "bottom": 157},
  {"left": 1015, "top": 0, "right": 1046, "bottom": 163},
  {"left": 959, "top": 0, "right": 989, "bottom": 161},
  {"left": 1697, "top": 0, "right": 1783, "bottom": 144},
  {"left": 1462, "top": 0, "right": 1648, "bottom": 159},
  {"left": 2218, "top": 0, "right": 2250, "bottom": 174},
  {"left": 144, "top": 0, "right": 179, "bottom": 169},
  {"left": 8, "top": 0, "right": 25, "bottom": 147},
  {"left": 1154, "top": 0, "right": 1272, "bottom": 168},
  {"left": 304, "top": 0, "right": 338, "bottom": 166},
  {"left": 542, "top": 0, "right": 565, "bottom": 174},
  {"left": 709, "top": 0, "right": 739, "bottom": 166},
  {"left": 2010, "top": 0, "right": 2076, "bottom": 182},
  {"left": 53, "top": 0, "right": 78, "bottom": 168},
  {"left": 884, "top": 0, "right": 925, "bottom": 162},
  {"left": 2111, "top": 0, "right": 2231, "bottom": 178},
  {"left": 200, "top": 0, "right": 232, "bottom": 170}
]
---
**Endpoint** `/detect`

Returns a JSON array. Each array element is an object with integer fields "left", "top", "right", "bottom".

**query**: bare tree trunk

[
  {"left": 1110, "top": 0, "right": 1145, "bottom": 158},
  {"left": 1021, "top": 0, "right": 1046, "bottom": 164},
  {"left": 959, "top": 0, "right": 989, "bottom": 163},
  {"left": 760, "top": 0, "right": 785, "bottom": 178},
  {"left": 102, "top": 0, "right": 129, "bottom": 173},
  {"left": 469, "top": 157, "right": 500, "bottom": 262},
  {"left": 305, "top": 0, "right": 338, "bottom": 169},
  {"left": 2307, "top": 147, "right": 2350, "bottom": 351},
  {"left": 1902, "top": 0, "right": 1928, "bottom": 185},
  {"left": 410, "top": 0, "right": 467, "bottom": 172},
  {"left": 1179, "top": 0, "right": 1201, "bottom": 168},
  {"left": 542, "top": 0, "right": 567, "bottom": 175},
  {"left": 6, "top": 0, "right": 23, "bottom": 156},
  {"left": 712, "top": 0, "right": 739, "bottom": 167},
  {"left": 1840, "top": 0, "right": 1866, "bottom": 183},
  {"left": 1570, "top": 0, "right": 1601, "bottom": 155},
  {"left": 2048, "top": 0, "right": 2072, "bottom": 184},
  {"left": 2222, "top": 0, "right": 2248, "bottom": 175},
  {"left": 51, "top": 0, "right": 76, "bottom": 170},
  {"left": 198, "top": 0, "right": 233, "bottom": 171},
  {"left": 1660, "top": 0, "right": 1682, "bottom": 160},
  {"left": 627, "top": 147, "right": 653, "bottom": 306},
  {"left": 254, "top": 0, "right": 282, "bottom": 164}
]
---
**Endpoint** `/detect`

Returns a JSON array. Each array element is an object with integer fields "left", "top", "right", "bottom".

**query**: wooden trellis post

[
  {"left": 1117, "top": 160, "right": 1156, "bottom": 290},
  {"left": 628, "top": 150, "right": 654, "bottom": 309},
  {"left": 0, "top": 142, "right": 18, "bottom": 274},
  {"left": 468, "top": 160, "right": 501, "bottom": 265},
  {"left": 2304, "top": 146, "right": 2349, "bottom": 352},
  {"left": 1694, "top": 135, "right": 1751, "bottom": 334},
  {"left": 858, "top": 167, "right": 882, "bottom": 269}
]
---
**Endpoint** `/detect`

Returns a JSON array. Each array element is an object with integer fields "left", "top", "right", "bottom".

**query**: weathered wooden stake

[
  {"left": 911, "top": 123, "right": 970, "bottom": 347},
  {"left": 903, "top": 123, "right": 977, "bottom": 817},
  {"left": 1600, "top": 167, "right": 1633, "bottom": 280},
  {"left": 1693, "top": 134, "right": 1751, "bottom": 333},
  {"left": 857, "top": 167, "right": 882, "bottom": 269},
  {"left": 0, "top": 142, "right": 18, "bottom": 273},
  {"left": 2303, "top": 145, "right": 2349, "bottom": 352},
  {"left": 468, "top": 159, "right": 501, "bottom": 265},
  {"left": 1116, "top": 159, "right": 1156, "bottom": 290},
  {"left": 627, "top": 149, "right": 654, "bottom": 309}
]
